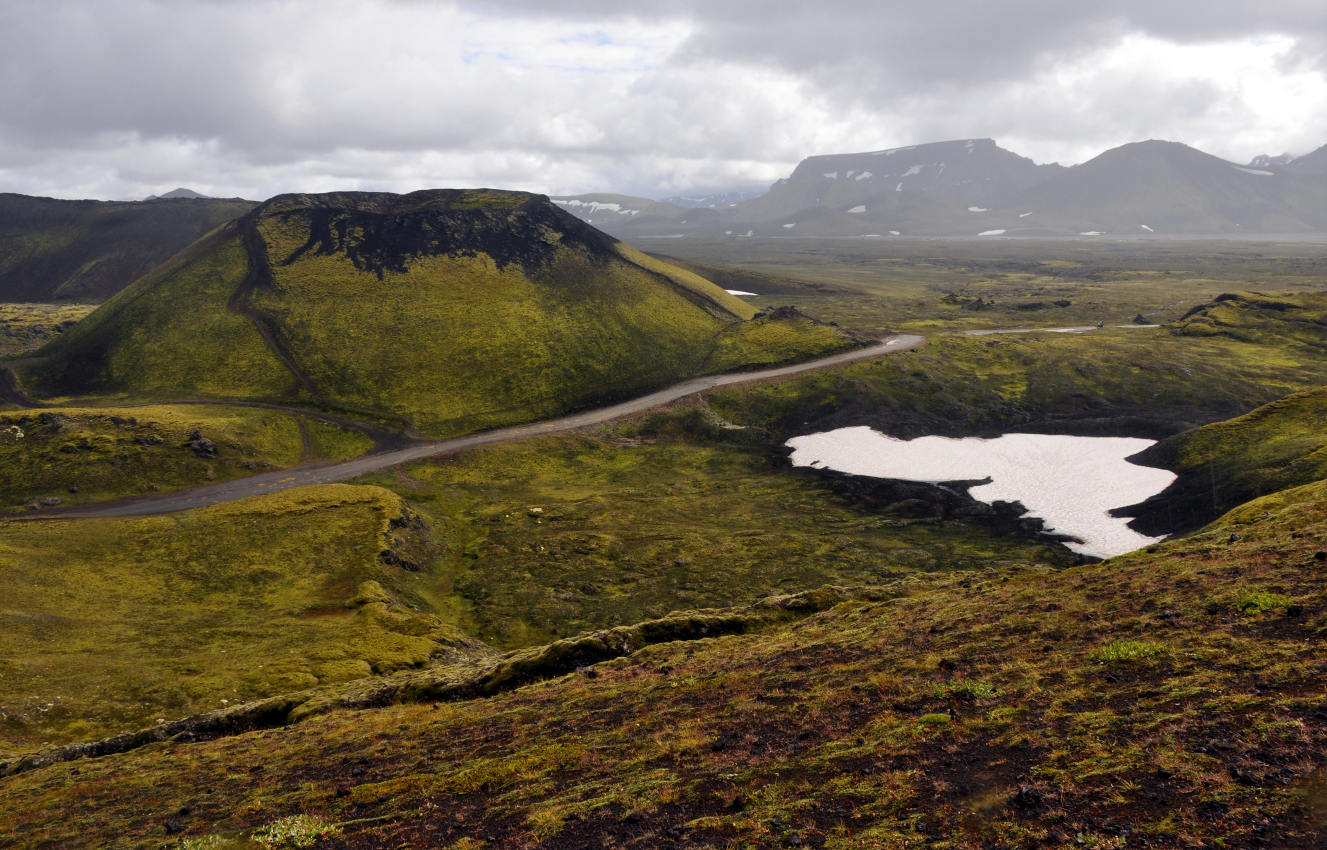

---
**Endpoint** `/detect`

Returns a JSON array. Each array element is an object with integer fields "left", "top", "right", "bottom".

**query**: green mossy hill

[
  {"left": 23, "top": 190, "right": 858, "bottom": 436},
  {"left": 20, "top": 222, "right": 299, "bottom": 401},
  {"left": 709, "top": 325, "right": 1327, "bottom": 442},
  {"left": 1174, "top": 290, "right": 1327, "bottom": 349},
  {"left": 1125, "top": 385, "right": 1327, "bottom": 535},
  {"left": 0, "top": 484, "right": 493, "bottom": 754},
  {"left": 0, "top": 404, "right": 371, "bottom": 512},
  {"left": 4, "top": 481, "right": 1324, "bottom": 847},
  {"left": 0, "top": 193, "right": 255, "bottom": 302}
]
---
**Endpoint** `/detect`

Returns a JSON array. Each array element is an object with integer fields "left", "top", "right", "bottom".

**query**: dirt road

[{"left": 25, "top": 334, "right": 923, "bottom": 519}]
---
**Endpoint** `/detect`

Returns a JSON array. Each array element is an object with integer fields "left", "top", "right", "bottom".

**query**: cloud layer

[{"left": 1, "top": 0, "right": 1322, "bottom": 200}]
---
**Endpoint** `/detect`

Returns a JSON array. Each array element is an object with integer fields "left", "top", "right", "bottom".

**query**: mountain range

[{"left": 553, "top": 138, "right": 1327, "bottom": 238}]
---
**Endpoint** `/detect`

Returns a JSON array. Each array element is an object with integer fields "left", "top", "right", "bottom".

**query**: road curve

[{"left": 25, "top": 334, "right": 923, "bottom": 520}]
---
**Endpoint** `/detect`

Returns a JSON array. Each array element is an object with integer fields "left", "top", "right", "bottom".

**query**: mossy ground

[
  {"left": 656, "top": 238, "right": 1327, "bottom": 335},
  {"left": 0, "top": 484, "right": 490, "bottom": 753},
  {"left": 0, "top": 303, "right": 95, "bottom": 357},
  {"left": 2, "top": 479, "right": 1323, "bottom": 848},
  {"left": 353, "top": 415, "right": 1071, "bottom": 649},
  {"left": 0, "top": 404, "right": 372, "bottom": 512},
  {"left": 709, "top": 318, "right": 1327, "bottom": 441}
]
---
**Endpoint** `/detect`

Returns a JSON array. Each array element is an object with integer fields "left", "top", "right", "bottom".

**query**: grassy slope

[
  {"left": 19, "top": 223, "right": 297, "bottom": 402},
  {"left": 21, "top": 191, "right": 855, "bottom": 437},
  {"left": 0, "top": 484, "right": 492, "bottom": 752},
  {"left": 1125, "top": 385, "right": 1327, "bottom": 534},
  {"left": 0, "top": 404, "right": 371, "bottom": 512},
  {"left": 2, "top": 479, "right": 1322, "bottom": 848}
]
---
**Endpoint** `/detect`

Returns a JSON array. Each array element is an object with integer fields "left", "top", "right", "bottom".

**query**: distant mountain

[
  {"left": 1247, "top": 153, "right": 1296, "bottom": 170},
  {"left": 660, "top": 188, "right": 765, "bottom": 208},
  {"left": 0, "top": 194, "right": 257, "bottom": 302},
  {"left": 993, "top": 140, "right": 1327, "bottom": 235},
  {"left": 735, "top": 138, "right": 1062, "bottom": 226},
  {"left": 1285, "top": 143, "right": 1327, "bottom": 176},
  {"left": 143, "top": 187, "right": 212, "bottom": 200},
  {"left": 24, "top": 189, "right": 855, "bottom": 437}
]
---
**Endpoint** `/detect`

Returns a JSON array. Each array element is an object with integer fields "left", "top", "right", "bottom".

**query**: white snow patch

[
  {"left": 785, "top": 427, "right": 1175, "bottom": 558},
  {"left": 724, "top": 230, "right": 733, "bottom": 235},
  {"left": 902, "top": 164, "right": 924, "bottom": 177},
  {"left": 1233, "top": 165, "right": 1274, "bottom": 176},
  {"left": 823, "top": 171, "right": 838, "bottom": 180},
  {"left": 895, "top": 182, "right": 903, "bottom": 192},
  {"left": 725, "top": 290, "right": 758, "bottom": 296},
  {"left": 855, "top": 171, "right": 873, "bottom": 181},
  {"left": 979, "top": 229, "right": 1007, "bottom": 236},
  {"left": 554, "top": 199, "right": 622, "bottom": 213},
  {"left": 1018, "top": 212, "right": 1033, "bottom": 218},
  {"left": 782, "top": 222, "right": 797, "bottom": 229},
  {"left": 968, "top": 206, "right": 989, "bottom": 213},
  {"left": 1079, "top": 231, "right": 1105, "bottom": 236},
  {"left": 889, "top": 230, "right": 900, "bottom": 235},
  {"left": 1140, "top": 224, "right": 1154, "bottom": 232},
  {"left": 847, "top": 205, "right": 867, "bottom": 214}
]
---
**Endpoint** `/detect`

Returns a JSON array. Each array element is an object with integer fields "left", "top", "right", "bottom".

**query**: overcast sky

[{"left": 2, "top": 0, "right": 1323, "bottom": 201}]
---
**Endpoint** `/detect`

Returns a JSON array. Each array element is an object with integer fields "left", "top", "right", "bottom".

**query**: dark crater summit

[{"left": 255, "top": 189, "right": 619, "bottom": 278}]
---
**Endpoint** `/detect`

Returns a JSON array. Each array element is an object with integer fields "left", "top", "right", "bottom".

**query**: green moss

[
  {"left": 1235, "top": 590, "right": 1293, "bottom": 615},
  {"left": 0, "top": 404, "right": 370, "bottom": 511},
  {"left": 0, "top": 484, "right": 491, "bottom": 752},
  {"left": 1088, "top": 640, "right": 1165, "bottom": 664},
  {"left": 0, "top": 302, "right": 96, "bottom": 357}
]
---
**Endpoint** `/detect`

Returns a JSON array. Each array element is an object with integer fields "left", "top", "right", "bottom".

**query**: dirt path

[{"left": 22, "top": 334, "right": 923, "bottom": 520}]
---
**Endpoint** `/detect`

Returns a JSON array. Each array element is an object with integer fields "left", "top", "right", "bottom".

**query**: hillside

[
  {"left": 1124, "top": 383, "right": 1327, "bottom": 535},
  {"left": 0, "top": 193, "right": 256, "bottom": 302},
  {"left": 2, "top": 472, "right": 1323, "bottom": 847},
  {"left": 19, "top": 189, "right": 859, "bottom": 436}
]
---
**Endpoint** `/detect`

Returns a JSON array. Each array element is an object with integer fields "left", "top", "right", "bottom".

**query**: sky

[{"left": 1, "top": 0, "right": 1324, "bottom": 201}]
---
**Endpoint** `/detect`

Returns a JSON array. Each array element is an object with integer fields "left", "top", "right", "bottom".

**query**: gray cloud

[{"left": 0, "top": 0, "right": 1321, "bottom": 200}]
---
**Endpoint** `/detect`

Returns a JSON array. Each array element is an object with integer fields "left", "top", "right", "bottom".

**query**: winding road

[{"left": 22, "top": 334, "right": 923, "bottom": 520}]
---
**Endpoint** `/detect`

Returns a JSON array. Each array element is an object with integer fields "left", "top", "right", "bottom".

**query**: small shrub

[
  {"left": 176, "top": 838, "right": 232, "bottom": 850},
  {"left": 1089, "top": 640, "right": 1164, "bottom": 665},
  {"left": 1235, "top": 591, "right": 1292, "bottom": 615},
  {"left": 931, "top": 680, "right": 998, "bottom": 701},
  {"left": 251, "top": 814, "right": 342, "bottom": 848}
]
